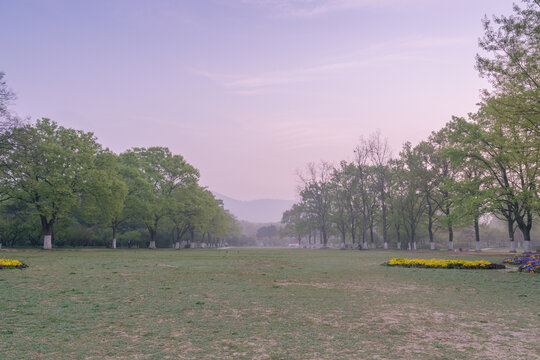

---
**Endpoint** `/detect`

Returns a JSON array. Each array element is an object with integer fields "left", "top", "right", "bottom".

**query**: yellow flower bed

[
  {"left": 0, "top": 258, "right": 28, "bottom": 269},
  {"left": 386, "top": 258, "right": 504, "bottom": 269}
]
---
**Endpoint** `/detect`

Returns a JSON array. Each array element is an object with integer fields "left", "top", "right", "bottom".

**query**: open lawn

[{"left": 1, "top": 248, "right": 539, "bottom": 359}]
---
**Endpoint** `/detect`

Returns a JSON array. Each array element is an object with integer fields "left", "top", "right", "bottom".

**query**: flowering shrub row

[
  {"left": 0, "top": 258, "right": 29, "bottom": 269},
  {"left": 385, "top": 258, "right": 505, "bottom": 269},
  {"left": 503, "top": 254, "right": 540, "bottom": 274}
]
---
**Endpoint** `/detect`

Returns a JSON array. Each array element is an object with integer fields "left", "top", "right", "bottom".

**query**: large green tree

[
  {"left": 367, "top": 132, "right": 392, "bottom": 249},
  {"left": 282, "top": 203, "right": 311, "bottom": 247},
  {"left": 0, "top": 119, "right": 106, "bottom": 249},
  {"left": 450, "top": 106, "right": 538, "bottom": 252},
  {"left": 298, "top": 162, "right": 333, "bottom": 248},
  {"left": 120, "top": 147, "right": 199, "bottom": 248},
  {"left": 443, "top": 0, "right": 540, "bottom": 252},
  {"left": 418, "top": 126, "right": 460, "bottom": 250},
  {"left": 476, "top": 0, "right": 539, "bottom": 134},
  {"left": 396, "top": 143, "right": 427, "bottom": 251}
]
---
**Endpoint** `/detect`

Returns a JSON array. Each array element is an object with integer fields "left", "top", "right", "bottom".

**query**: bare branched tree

[
  {"left": 297, "top": 161, "right": 334, "bottom": 247},
  {"left": 0, "top": 72, "right": 21, "bottom": 134},
  {"left": 367, "top": 131, "right": 392, "bottom": 249}
]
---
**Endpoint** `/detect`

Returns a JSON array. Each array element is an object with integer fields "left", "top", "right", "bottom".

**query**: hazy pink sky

[{"left": 1, "top": 0, "right": 510, "bottom": 200}]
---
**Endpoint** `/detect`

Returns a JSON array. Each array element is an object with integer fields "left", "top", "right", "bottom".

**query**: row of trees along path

[
  {"left": 0, "top": 118, "right": 240, "bottom": 249},
  {"left": 282, "top": 1, "right": 539, "bottom": 252}
]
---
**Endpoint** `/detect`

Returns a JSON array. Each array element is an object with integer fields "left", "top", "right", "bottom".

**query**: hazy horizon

[{"left": 0, "top": 0, "right": 511, "bottom": 201}]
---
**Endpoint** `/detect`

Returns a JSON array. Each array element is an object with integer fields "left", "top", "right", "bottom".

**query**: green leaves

[{"left": 0, "top": 119, "right": 108, "bottom": 245}]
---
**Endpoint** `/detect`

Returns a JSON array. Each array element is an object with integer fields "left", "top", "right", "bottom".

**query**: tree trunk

[
  {"left": 522, "top": 226, "right": 531, "bottom": 252},
  {"left": 427, "top": 202, "right": 434, "bottom": 247},
  {"left": 351, "top": 220, "right": 356, "bottom": 245},
  {"left": 112, "top": 223, "right": 117, "bottom": 249},
  {"left": 507, "top": 217, "right": 516, "bottom": 252},
  {"left": 447, "top": 222, "right": 453, "bottom": 251},
  {"left": 148, "top": 227, "right": 157, "bottom": 249},
  {"left": 411, "top": 225, "right": 416, "bottom": 250},
  {"left": 369, "top": 218, "right": 374, "bottom": 248},
  {"left": 40, "top": 215, "right": 54, "bottom": 250},
  {"left": 174, "top": 226, "right": 181, "bottom": 249},
  {"left": 320, "top": 227, "right": 328, "bottom": 248},
  {"left": 361, "top": 214, "right": 367, "bottom": 246},
  {"left": 188, "top": 228, "right": 194, "bottom": 248},
  {"left": 43, "top": 235, "right": 52, "bottom": 250},
  {"left": 474, "top": 216, "right": 480, "bottom": 252},
  {"left": 514, "top": 208, "right": 532, "bottom": 253},
  {"left": 381, "top": 193, "right": 387, "bottom": 246}
]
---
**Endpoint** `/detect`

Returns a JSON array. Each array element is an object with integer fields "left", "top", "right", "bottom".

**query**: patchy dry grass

[{"left": 0, "top": 248, "right": 538, "bottom": 359}]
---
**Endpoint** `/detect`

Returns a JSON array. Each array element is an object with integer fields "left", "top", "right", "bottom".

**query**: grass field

[{"left": 1, "top": 248, "right": 539, "bottom": 360}]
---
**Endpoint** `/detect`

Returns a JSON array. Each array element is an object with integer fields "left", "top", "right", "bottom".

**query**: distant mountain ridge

[{"left": 212, "top": 192, "right": 295, "bottom": 223}]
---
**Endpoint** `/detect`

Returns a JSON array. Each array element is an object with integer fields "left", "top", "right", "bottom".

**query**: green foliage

[
  {"left": 79, "top": 151, "right": 128, "bottom": 227},
  {"left": 0, "top": 199, "right": 41, "bottom": 247},
  {"left": 119, "top": 147, "right": 199, "bottom": 246},
  {"left": 0, "top": 119, "right": 106, "bottom": 246},
  {"left": 0, "top": 120, "right": 239, "bottom": 248},
  {"left": 476, "top": 0, "right": 539, "bottom": 122},
  {"left": 256, "top": 225, "right": 278, "bottom": 239}
]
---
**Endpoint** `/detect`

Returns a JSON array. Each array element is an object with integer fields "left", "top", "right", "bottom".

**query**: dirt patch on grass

[
  {"left": 276, "top": 280, "right": 428, "bottom": 295},
  {"left": 371, "top": 307, "right": 540, "bottom": 359},
  {"left": 276, "top": 281, "right": 336, "bottom": 289}
]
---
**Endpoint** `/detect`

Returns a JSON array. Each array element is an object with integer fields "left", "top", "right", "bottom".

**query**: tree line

[
  {"left": 282, "top": 1, "right": 539, "bottom": 252},
  {"left": 0, "top": 92, "right": 241, "bottom": 249}
]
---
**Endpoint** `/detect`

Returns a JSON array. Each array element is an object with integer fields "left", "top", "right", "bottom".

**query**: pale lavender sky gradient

[{"left": 0, "top": 0, "right": 511, "bottom": 200}]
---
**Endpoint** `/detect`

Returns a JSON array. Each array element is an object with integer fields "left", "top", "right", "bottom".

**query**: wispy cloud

[
  {"left": 269, "top": 120, "right": 351, "bottom": 150},
  {"left": 240, "top": 0, "right": 390, "bottom": 18},
  {"left": 192, "top": 62, "right": 350, "bottom": 95},
  {"left": 191, "top": 35, "right": 469, "bottom": 94},
  {"left": 192, "top": 56, "right": 396, "bottom": 94}
]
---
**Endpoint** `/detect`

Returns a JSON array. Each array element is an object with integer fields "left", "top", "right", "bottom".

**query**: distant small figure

[
  {"left": 458, "top": 248, "right": 463, "bottom": 252},
  {"left": 128, "top": 240, "right": 132, "bottom": 249}
]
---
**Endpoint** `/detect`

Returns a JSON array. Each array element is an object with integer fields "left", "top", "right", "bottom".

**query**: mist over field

[{"left": 212, "top": 192, "right": 295, "bottom": 223}]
